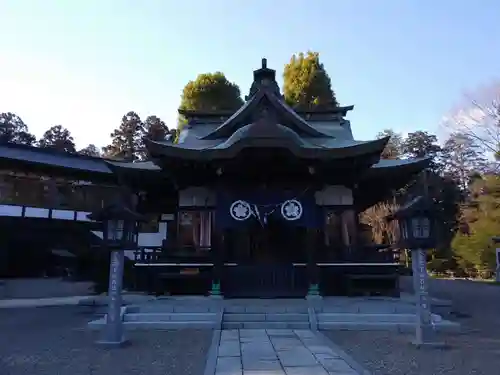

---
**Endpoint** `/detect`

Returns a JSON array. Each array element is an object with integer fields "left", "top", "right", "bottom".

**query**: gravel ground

[
  {"left": 0, "top": 306, "right": 212, "bottom": 375},
  {"left": 325, "top": 279, "right": 500, "bottom": 375}
]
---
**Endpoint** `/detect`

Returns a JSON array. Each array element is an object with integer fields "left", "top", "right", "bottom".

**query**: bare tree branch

[{"left": 441, "top": 83, "right": 500, "bottom": 157}]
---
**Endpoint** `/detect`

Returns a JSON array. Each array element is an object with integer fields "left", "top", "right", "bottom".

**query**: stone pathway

[
  {"left": 0, "top": 295, "right": 90, "bottom": 308},
  {"left": 214, "top": 329, "right": 360, "bottom": 375}
]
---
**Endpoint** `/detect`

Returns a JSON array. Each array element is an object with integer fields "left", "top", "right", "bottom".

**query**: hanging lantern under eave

[{"left": 386, "top": 196, "right": 436, "bottom": 250}]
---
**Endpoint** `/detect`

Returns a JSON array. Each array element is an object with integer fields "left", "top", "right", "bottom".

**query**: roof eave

[
  {"left": 145, "top": 137, "right": 389, "bottom": 162},
  {"left": 295, "top": 105, "right": 354, "bottom": 116},
  {"left": 105, "top": 160, "right": 162, "bottom": 173},
  {"left": 354, "top": 157, "right": 429, "bottom": 211}
]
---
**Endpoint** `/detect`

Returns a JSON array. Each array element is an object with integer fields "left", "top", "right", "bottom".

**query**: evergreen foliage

[
  {"left": 38, "top": 125, "right": 76, "bottom": 153},
  {"left": 0, "top": 112, "right": 36, "bottom": 145},
  {"left": 102, "top": 111, "right": 145, "bottom": 161},
  {"left": 283, "top": 51, "right": 338, "bottom": 110},
  {"left": 177, "top": 72, "right": 243, "bottom": 142}
]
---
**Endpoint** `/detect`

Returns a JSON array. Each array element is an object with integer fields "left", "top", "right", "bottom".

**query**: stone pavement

[
  {"left": 213, "top": 329, "right": 361, "bottom": 375},
  {"left": 0, "top": 293, "right": 154, "bottom": 309},
  {"left": 0, "top": 295, "right": 90, "bottom": 308}
]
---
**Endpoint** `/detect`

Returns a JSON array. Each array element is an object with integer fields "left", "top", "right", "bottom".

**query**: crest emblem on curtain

[
  {"left": 281, "top": 199, "right": 303, "bottom": 221},
  {"left": 229, "top": 200, "right": 252, "bottom": 221},
  {"left": 217, "top": 189, "right": 320, "bottom": 228}
]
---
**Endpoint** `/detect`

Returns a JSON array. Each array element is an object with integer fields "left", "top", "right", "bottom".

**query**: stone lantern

[
  {"left": 387, "top": 196, "right": 443, "bottom": 347},
  {"left": 88, "top": 201, "right": 145, "bottom": 347}
]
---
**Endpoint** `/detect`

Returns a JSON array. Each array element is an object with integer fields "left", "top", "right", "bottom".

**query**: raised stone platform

[{"left": 87, "top": 296, "right": 460, "bottom": 332}]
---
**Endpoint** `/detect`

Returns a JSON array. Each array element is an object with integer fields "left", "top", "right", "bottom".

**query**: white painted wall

[
  {"left": 0, "top": 204, "right": 92, "bottom": 221},
  {"left": 138, "top": 222, "right": 167, "bottom": 247},
  {"left": 0, "top": 205, "right": 22, "bottom": 216},
  {"left": 0, "top": 204, "right": 169, "bottom": 260}
]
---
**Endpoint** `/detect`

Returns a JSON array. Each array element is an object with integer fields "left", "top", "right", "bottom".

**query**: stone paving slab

[
  {"left": 212, "top": 328, "right": 361, "bottom": 375},
  {"left": 285, "top": 366, "right": 329, "bottom": 375}
]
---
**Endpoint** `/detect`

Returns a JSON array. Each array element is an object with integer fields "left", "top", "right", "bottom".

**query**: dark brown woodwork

[
  {"left": 306, "top": 228, "right": 320, "bottom": 286},
  {"left": 213, "top": 228, "right": 225, "bottom": 284}
]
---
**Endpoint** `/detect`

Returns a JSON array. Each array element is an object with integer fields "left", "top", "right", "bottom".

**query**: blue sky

[{"left": 0, "top": 0, "right": 498, "bottom": 149}]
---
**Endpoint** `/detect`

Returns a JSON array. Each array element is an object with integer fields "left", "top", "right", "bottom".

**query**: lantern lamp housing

[
  {"left": 88, "top": 202, "right": 145, "bottom": 250},
  {"left": 386, "top": 196, "right": 436, "bottom": 250}
]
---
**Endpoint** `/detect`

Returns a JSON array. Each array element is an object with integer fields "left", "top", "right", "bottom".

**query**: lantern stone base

[
  {"left": 96, "top": 337, "right": 130, "bottom": 348},
  {"left": 410, "top": 325, "right": 446, "bottom": 349},
  {"left": 410, "top": 340, "right": 447, "bottom": 349},
  {"left": 209, "top": 294, "right": 223, "bottom": 299}
]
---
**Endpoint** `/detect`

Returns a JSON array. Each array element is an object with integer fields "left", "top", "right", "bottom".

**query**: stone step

[
  {"left": 124, "top": 313, "right": 217, "bottom": 322},
  {"left": 318, "top": 313, "right": 415, "bottom": 323},
  {"left": 222, "top": 321, "right": 310, "bottom": 330},
  {"left": 128, "top": 304, "right": 220, "bottom": 313},
  {"left": 87, "top": 319, "right": 217, "bottom": 330},
  {"left": 225, "top": 306, "right": 308, "bottom": 313},
  {"left": 317, "top": 304, "right": 416, "bottom": 314},
  {"left": 318, "top": 320, "right": 461, "bottom": 332},
  {"left": 224, "top": 313, "right": 309, "bottom": 322},
  {"left": 317, "top": 312, "right": 443, "bottom": 324},
  {"left": 124, "top": 321, "right": 217, "bottom": 329}
]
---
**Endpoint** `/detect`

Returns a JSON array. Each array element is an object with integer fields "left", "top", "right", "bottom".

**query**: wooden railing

[
  {"left": 133, "top": 244, "right": 397, "bottom": 265},
  {"left": 133, "top": 246, "right": 213, "bottom": 264}
]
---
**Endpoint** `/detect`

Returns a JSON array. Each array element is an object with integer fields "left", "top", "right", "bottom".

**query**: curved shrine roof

[
  {"left": 0, "top": 141, "right": 428, "bottom": 207},
  {"left": 145, "top": 131, "right": 390, "bottom": 161},
  {"left": 0, "top": 60, "right": 429, "bottom": 198},
  {"left": 145, "top": 61, "right": 391, "bottom": 163}
]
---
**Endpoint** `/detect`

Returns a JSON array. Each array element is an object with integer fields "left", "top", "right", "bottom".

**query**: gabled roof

[
  {"left": 178, "top": 104, "right": 354, "bottom": 119},
  {"left": 201, "top": 87, "right": 332, "bottom": 140}
]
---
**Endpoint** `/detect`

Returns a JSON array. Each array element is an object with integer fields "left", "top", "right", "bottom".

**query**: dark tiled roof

[
  {"left": 354, "top": 157, "right": 430, "bottom": 210},
  {"left": 145, "top": 131, "right": 390, "bottom": 161},
  {"left": 0, "top": 143, "right": 162, "bottom": 177},
  {"left": 105, "top": 160, "right": 161, "bottom": 171},
  {"left": 0, "top": 143, "right": 112, "bottom": 173}
]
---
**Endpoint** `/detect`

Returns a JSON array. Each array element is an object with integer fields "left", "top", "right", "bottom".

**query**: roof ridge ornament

[{"left": 246, "top": 58, "right": 282, "bottom": 100}]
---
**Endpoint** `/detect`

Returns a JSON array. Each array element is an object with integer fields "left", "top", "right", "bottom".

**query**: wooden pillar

[
  {"left": 165, "top": 214, "right": 178, "bottom": 250},
  {"left": 341, "top": 209, "right": 358, "bottom": 257},
  {"left": 306, "top": 228, "right": 320, "bottom": 296}
]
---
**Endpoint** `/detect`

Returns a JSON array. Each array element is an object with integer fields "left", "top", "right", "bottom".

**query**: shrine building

[{"left": 0, "top": 59, "right": 428, "bottom": 297}]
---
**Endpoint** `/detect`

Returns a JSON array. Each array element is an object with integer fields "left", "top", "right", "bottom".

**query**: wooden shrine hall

[{"left": 0, "top": 59, "right": 428, "bottom": 298}]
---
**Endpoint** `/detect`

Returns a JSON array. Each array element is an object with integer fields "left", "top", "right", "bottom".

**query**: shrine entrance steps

[
  {"left": 222, "top": 305, "right": 310, "bottom": 329},
  {"left": 87, "top": 296, "right": 461, "bottom": 332}
]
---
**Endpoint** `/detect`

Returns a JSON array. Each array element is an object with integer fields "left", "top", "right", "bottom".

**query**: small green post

[
  {"left": 210, "top": 280, "right": 221, "bottom": 296},
  {"left": 307, "top": 283, "right": 320, "bottom": 296}
]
